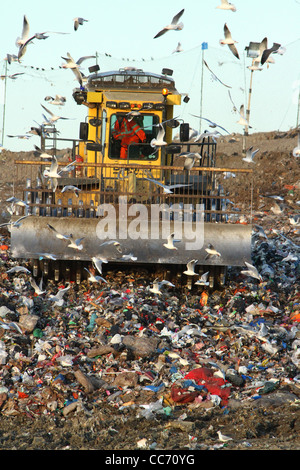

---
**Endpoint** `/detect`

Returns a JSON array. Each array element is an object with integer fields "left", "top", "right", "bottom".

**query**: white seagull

[
  {"left": 150, "top": 124, "right": 167, "bottom": 149},
  {"left": 292, "top": 133, "right": 300, "bottom": 157},
  {"left": 61, "top": 185, "right": 82, "bottom": 197},
  {"left": 149, "top": 279, "right": 175, "bottom": 295},
  {"left": 145, "top": 177, "right": 192, "bottom": 194},
  {"left": 172, "top": 42, "right": 183, "bottom": 54},
  {"left": 73, "top": 17, "right": 88, "bottom": 31},
  {"left": 190, "top": 114, "right": 230, "bottom": 134},
  {"left": 33, "top": 145, "right": 53, "bottom": 160},
  {"left": 193, "top": 129, "right": 222, "bottom": 143},
  {"left": 183, "top": 259, "right": 198, "bottom": 276},
  {"left": 45, "top": 95, "right": 66, "bottom": 106},
  {"left": 220, "top": 24, "right": 239, "bottom": 59},
  {"left": 195, "top": 271, "right": 210, "bottom": 286},
  {"left": 261, "top": 42, "right": 281, "bottom": 65},
  {"left": 15, "top": 15, "right": 30, "bottom": 49},
  {"left": 30, "top": 277, "right": 46, "bottom": 296},
  {"left": 49, "top": 286, "right": 70, "bottom": 307},
  {"left": 92, "top": 256, "right": 108, "bottom": 275},
  {"left": 61, "top": 53, "right": 96, "bottom": 69},
  {"left": 84, "top": 267, "right": 107, "bottom": 283},
  {"left": 154, "top": 9, "right": 184, "bottom": 39},
  {"left": 217, "top": 430, "right": 233, "bottom": 442},
  {"left": 203, "top": 59, "right": 232, "bottom": 89},
  {"left": 36, "top": 252, "right": 58, "bottom": 260},
  {"left": 163, "top": 232, "right": 181, "bottom": 250},
  {"left": 205, "top": 244, "right": 221, "bottom": 259},
  {"left": 43, "top": 156, "right": 61, "bottom": 179},
  {"left": 61, "top": 53, "right": 95, "bottom": 86},
  {"left": 6, "top": 266, "right": 31, "bottom": 274},
  {"left": 241, "top": 261, "right": 262, "bottom": 282},
  {"left": 216, "top": 0, "right": 236, "bottom": 12},
  {"left": 67, "top": 235, "right": 84, "bottom": 251},
  {"left": 47, "top": 223, "right": 71, "bottom": 240},
  {"left": 181, "top": 152, "right": 202, "bottom": 170},
  {"left": 242, "top": 146, "right": 259, "bottom": 163},
  {"left": 41, "top": 104, "right": 70, "bottom": 124},
  {"left": 236, "top": 105, "right": 251, "bottom": 127},
  {"left": 43, "top": 157, "right": 75, "bottom": 192},
  {"left": 0, "top": 214, "right": 31, "bottom": 230}
]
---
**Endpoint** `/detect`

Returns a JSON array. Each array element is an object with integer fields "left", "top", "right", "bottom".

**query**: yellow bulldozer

[{"left": 11, "top": 66, "right": 253, "bottom": 287}]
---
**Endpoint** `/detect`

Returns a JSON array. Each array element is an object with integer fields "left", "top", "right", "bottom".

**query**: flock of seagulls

[
  {"left": 2, "top": 5, "right": 291, "bottom": 148},
  {"left": 152, "top": 3, "right": 287, "bottom": 139}
]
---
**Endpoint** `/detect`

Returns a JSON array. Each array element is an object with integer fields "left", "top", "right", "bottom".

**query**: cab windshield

[{"left": 109, "top": 113, "right": 160, "bottom": 160}]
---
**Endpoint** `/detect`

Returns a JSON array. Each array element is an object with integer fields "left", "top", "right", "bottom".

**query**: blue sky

[{"left": 1, "top": 0, "right": 300, "bottom": 151}]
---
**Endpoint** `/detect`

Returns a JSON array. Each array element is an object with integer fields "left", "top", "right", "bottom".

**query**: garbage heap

[{"left": 0, "top": 218, "right": 299, "bottom": 424}]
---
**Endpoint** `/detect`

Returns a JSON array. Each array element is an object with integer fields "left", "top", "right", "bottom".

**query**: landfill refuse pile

[
  {"left": 0, "top": 212, "right": 299, "bottom": 450},
  {"left": 0, "top": 136, "right": 299, "bottom": 451}
]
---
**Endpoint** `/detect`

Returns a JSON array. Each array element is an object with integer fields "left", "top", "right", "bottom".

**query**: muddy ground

[{"left": 0, "top": 130, "right": 299, "bottom": 452}]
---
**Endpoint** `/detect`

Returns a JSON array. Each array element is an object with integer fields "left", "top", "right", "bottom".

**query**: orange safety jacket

[
  {"left": 112, "top": 118, "right": 125, "bottom": 139},
  {"left": 116, "top": 118, "right": 146, "bottom": 159}
]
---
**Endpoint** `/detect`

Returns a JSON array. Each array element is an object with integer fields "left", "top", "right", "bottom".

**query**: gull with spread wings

[
  {"left": 154, "top": 9, "right": 184, "bottom": 38},
  {"left": 220, "top": 24, "right": 240, "bottom": 59}
]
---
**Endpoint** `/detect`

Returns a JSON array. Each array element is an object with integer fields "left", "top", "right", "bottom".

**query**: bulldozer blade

[{"left": 10, "top": 216, "right": 252, "bottom": 267}]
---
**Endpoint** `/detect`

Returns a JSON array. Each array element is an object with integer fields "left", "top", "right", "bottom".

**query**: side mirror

[
  {"left": 166, "top": 119, "right": 180, "bottom": 128},
  {"left": 180, "top": 123, "right": 190, "bottom": 142},
  {"left": 86, "top": 143, "right": 102, "bottom": 152},
  {"left": 79, "top": 122, "right": 89, "bottom": 141},
  {"left": 89, "top": 118, "right": 102, "bottom": 127}
]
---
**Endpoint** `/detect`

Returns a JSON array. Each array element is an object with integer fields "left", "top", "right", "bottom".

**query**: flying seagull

[
  {"left": 30, "top": 277, "right": 46, "bottom": 296},
  {"left": 183, "top": 259, "right": 198, "bottom": 276},
  {"left": 150, "top": 123, "right": 167, "bottom": 150},
  {"left": 236, "top": 105, "right": 251, "bottom": 127},
  {"left": 149, "top": 278, "right": 175, "bottom": 295},
  {"left": 61, "top": 52, "right": 95, "bottom": 86},
  {"left": 242, "top": 146, "right": 259, "bottom": 163},
  {"left": 145, "top": 177, "right": 192, "bottom": 194},
  {"left": 33, "top": 145, "right": 53, "bottom": 160},
  {"left": 220, "top": 23, "right": 239, "bottom": 59},
  {"left": 74, "top": 17, "right": 88, "bottom": 31},
  {"left": 241, "top": 261, "right": 262, "bottom": 281},
  {"left": 0, "top": 214, "right": 31, "bottom": 230},
  {"left": 163, "top": 232, "right": 181, "bottom": 250},
  {"left": 154, "top": 9, "right": 184, "bottom": 39},
  {"left": 216, "top": 0, "right": 236, "bottom": 12},
  {"left": 84, "top": 267, "right": 107, "bottom": 283},
  {"left": 45, "top": 95, "right": 66, "bottom": 106},
  {"left": 47, "top": 223, "right": 71, "bottom": 240},
  {"left": 180, "top": 152, "right": 202, "bottom": 170},
  {"left": 261, "top": 42, "right": 281, "bottom": 65},
  {"left": 172, "top": 42, "right": 183, "bottom": 53},
  {"left": 6, "top": 266, "right": 31, "bottom": 274},
  {"left": 190, "top": 114, "right": 230, "bottom": 134},
  {"left": 205, "top": 244, "right": 221, "bottom": 259},
  {"left": 195, "top": 271, "right": 210, "bottom": 286},
  {"left": 92, "top": 256, "right": 108, "bottom": 275},
  {"left": 15, "top": 15, "right": 30, "bottom": 49},
  {"left": 61, "top": 185, "right": 82, "bottom": 197},
  {"left": 43, "top": 156, "right": 76, "bottom": 192},
  {"left": 61, "top": 53, "right": 96, "bottom": 69},
  {"left": 67, "top": 235, "right": 84, "bottom": 251},
  {"left": 203, "top": 59, "right": 232, "bottom": 88},
  {"left": 41, "top": 104, "right": 70, "bottom": 123},
  {"left": 49, "top": 286, "right": 70, "bottom": 307}
]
